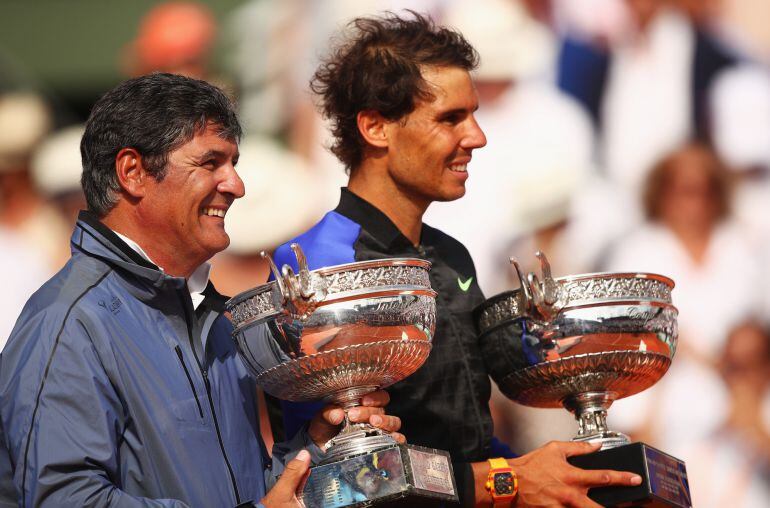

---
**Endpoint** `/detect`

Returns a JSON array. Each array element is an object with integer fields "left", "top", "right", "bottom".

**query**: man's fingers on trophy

[
  {"left": 390, "top": 432, "right": 407, "bottom": 444},
  {"left": 360, "top": 389, "right": 390, "bottom": 407},
  {"left": 369, "top": 414, "right": 402, "bottom": 433},
  {"left": 323, "top": 407, "right": 345, "bottom": 425},
  {"left": 346, "top": 406, "right": 384, "bottom": 422},
  {"left": 573, "top": 467, "right": 642, "bottom": 487},
  {"left": 287, "top": 449, "right": 311, "bottom": 470},
  {"left": 261, "top": 449, "right": 310, "bottom": 507},
  {"left": 559, "top": 440, "right": 602, "bottom": 458}
]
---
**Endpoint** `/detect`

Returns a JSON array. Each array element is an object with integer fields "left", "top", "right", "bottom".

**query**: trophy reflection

[
  {"left": 475, "top": 252, "right": 691, "bottom": 508},
  {"left": 227, "top": 244, "right": 457, "bottom": 507}
]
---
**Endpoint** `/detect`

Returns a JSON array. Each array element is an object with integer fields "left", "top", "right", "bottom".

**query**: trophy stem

[
  {"left": 320, "top": 385, "right": 397, "bottom": 464},
  {"left": 563, "top": 391, "right": 630, "bottom": 450},
  {"left": 326, "top": 385, "right": 379, "bottom": 409}
]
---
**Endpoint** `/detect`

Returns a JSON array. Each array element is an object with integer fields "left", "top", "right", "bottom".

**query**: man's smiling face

[
  {"left": 383, "top": 65, "right": 487, "bottom": 207},
  {"left": 139, "top": 122, "right": 244, "bottom": 268}
]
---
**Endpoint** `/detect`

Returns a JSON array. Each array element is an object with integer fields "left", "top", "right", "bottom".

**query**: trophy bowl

[
  {"left": 227, "top": 249, "right": 436, "bottom": 462},
  {"left": 475, "top": 253, "right": 678, "bottom": 449}
]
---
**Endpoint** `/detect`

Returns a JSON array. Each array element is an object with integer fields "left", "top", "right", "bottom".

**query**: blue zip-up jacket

[{"left": 0, "top": 212, "right": 316, "bottom": 507}]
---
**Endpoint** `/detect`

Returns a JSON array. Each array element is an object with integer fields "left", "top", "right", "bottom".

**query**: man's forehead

[
  {"left": 417, "top": 66, "right": 478, "bottom": 108},
  {"left": 178, "top": 125, "right": 239, "bottom": 156}
]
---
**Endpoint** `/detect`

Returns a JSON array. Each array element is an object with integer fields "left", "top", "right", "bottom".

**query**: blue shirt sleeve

[{"left": 490, "top": 436, "right": 518, "bottom": 459}]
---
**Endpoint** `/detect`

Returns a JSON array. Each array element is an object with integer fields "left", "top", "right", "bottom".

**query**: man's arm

[
  {"left": 471, "top": 441, "right": 642, "bottom": 507},
  {"left": 5, "top": 319, "right": 188, "bottom": 507}
]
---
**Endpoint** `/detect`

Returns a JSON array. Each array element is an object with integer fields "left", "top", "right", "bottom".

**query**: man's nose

[
  {"left": 462, "top": 116, "right": 487, "bottom": 150},
  {"left": 218, "top": 164, "right": 245, "bottom": 199}
]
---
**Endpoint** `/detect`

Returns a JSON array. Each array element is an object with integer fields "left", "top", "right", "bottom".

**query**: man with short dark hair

[
  {"left": 274, "top": 12, "right": 642, "bottom": 507},
  {"left": 0, "top": 72, "right": 401, "bottom": 507}
]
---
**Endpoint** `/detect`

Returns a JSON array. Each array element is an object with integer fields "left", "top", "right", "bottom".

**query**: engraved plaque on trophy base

[
  {"left": 568, "top": 442, "right": 691, "bottom": 507},
  {"left": 299, "top": 444, "right": 457, "bottom": 508}
]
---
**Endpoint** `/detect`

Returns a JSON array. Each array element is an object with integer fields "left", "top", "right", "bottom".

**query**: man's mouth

[
  {"left": 448, "top": 163, "right": 467, "bottom": 173},
  {"left": 202, "top": 207, "right": 226, "bottom": 218}
]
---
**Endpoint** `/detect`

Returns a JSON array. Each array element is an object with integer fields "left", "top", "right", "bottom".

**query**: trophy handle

[
  {"left": 528, "top": 251, "right": 564, "bottom": 321},
  {"left": 291, "top": 243, "right": 314, "bottom": 298},
  {"left": 261, "top": 251, "right": 288, "bottom": 301},
  {"left": 510, "top": 258, "right": 533, "bottom": 316},
  {"left": 535, "top": 251, "right": 560, "bottom": 306},
  {"left": 261, "top": 244, "right": 329, "bottom": 320}
]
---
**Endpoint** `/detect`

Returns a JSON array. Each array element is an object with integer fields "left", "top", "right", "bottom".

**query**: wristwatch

[{"left": 484, "top": 457, "right": 518, "bottom": 507}]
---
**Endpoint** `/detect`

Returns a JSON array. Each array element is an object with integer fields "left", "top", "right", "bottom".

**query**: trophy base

[
  {"left": 568, "top": 442, "right": 691, "bottom": 507},
  {"left": 299, "top": 443, "right": 457, "bottom": 508}
]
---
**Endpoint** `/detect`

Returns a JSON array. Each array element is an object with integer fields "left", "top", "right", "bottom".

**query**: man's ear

[
  {"left": 115, "top": 148, "right": 148, "bottom": 198},
  {"left": 357, "top": 110, "right": 389, "bottom": 149}
]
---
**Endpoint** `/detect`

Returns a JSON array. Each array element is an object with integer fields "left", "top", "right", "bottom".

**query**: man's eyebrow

[
  {"left": 437, "top": 105, "right": 478, "bottom": 117},
  {"left": 195, "top": 149, "right": 235, "bottom": 162}
]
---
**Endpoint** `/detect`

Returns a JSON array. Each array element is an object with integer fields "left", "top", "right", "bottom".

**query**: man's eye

[{"left": 441, "top": 114, "right": 462, "bottom": 125}]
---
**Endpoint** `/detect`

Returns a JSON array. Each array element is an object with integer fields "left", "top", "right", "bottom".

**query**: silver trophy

[
  {"left": 475, "top": 252, "right": 691, "bottom": 507},
  {"left": 227, "top": 244, "right": 457, "bottom": 507}
]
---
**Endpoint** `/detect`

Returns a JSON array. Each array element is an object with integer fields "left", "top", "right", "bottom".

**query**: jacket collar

[
  {"left": 334, "top": 188, "right": 418, "bottom": 252},
  {"left": 72, "top": 210, "right": 186, "bottom": 290},
  {"left": 74, "top": 211, "right": 231, "bottom": 311}
]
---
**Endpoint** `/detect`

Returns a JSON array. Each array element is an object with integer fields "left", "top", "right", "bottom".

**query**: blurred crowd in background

[{"left": 3, "top": 0, "right": 770, "bottom": 505}]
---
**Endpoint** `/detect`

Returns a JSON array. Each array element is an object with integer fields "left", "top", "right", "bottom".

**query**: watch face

[{"left": 494, "top": 472, "right": 515, "bottom": 495}]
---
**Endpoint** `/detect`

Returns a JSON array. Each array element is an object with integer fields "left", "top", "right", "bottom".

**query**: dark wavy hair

[
  {"left": 311, "top": 11, "right": 479, "bottom": 173},
  {"left": 81, "top": 73, "right": 241, "bottom": 216}
]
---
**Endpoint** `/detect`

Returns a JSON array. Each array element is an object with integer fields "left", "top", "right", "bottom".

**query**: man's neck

[
  {"left": 347, "top": 164, "right": 428, "bottom": 246},
  {"left": 101, "top": 207, "right": 200, "bottom": 278}
]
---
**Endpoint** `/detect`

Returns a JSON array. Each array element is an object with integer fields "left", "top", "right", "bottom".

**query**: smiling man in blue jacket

[{"left": 0, "top": 73, "right": 401, "bottom": 508}]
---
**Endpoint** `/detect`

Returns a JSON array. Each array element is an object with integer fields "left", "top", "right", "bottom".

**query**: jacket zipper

[
  {"left": 174, "top": 346, "right": 204, "bottom": 418},
  {"left": 177, "top": 289, "right": 242, "bottom": 505}
]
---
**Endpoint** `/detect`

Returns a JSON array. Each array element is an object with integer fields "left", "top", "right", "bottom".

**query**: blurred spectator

[
  {"left": 0, "top": 91, "right": 65, "bottom": 270},
  {"left": 605, "top": 143, "right": 761, "bottom": 358},
  {"left": 710, "top": 64, "right": 770, "bottom": 173},
  {"left": 30, "top": 125, "right": 87, "bottom": 270},
  {"left": 604, "top": 143, "right": 763, "bottom": 456},
  {"left": 0, "top": 92, "right": 51, "bottom": 227},
  {"left": 686, "top": 321, "right": 770, "bottom": 507},
  {"left": 716, "top": 0, "right": 770, "bottom": 63},
  {"left": 708, "top": 65, "right": 770, "bottom": 327},
  {"left": 0, "top": 227, "right": 49, "bottom": 349},
  {"left": 709, "top": 64, "right": 770, "bottom": 238},
  {"left": 122, "top": 1, "right": 216, "bottom": 79},
  {"left": 224, "top": 0, "right": 311, "bottom": 137},
  {"left": 720, "top": 322, "right": 770, "bottom": 452},
  {"left": 556, "top": 0, "right": 739, "bottom": 194}
]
